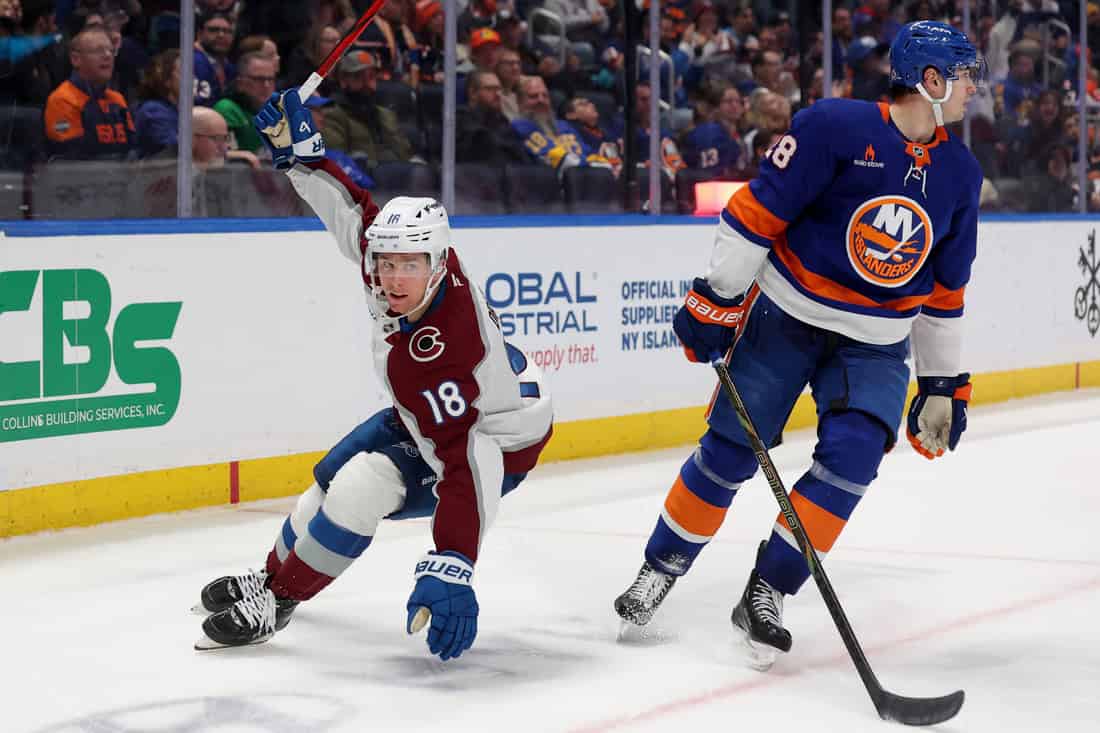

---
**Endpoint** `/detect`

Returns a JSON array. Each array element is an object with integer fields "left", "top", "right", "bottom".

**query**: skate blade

[
  {"left": 190, "top": 603, "right": 214, "bottom": 616},
  {"left": 193, "top": 631, "right": 274, "bottom": 651},
  {"left": 737, "top": 630, "right": 781, "bottom": 672},
  {"left": 616, "top": 617, "right": 675, "bottom": 644}
]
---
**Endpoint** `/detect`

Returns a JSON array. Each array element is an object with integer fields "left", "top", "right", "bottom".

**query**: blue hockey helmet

[
  {"left": 890, "top": 20, "right": 984, "bottom": 89},
  {"left": 889, "top": 21, "right": 984, "bottom": 126}
]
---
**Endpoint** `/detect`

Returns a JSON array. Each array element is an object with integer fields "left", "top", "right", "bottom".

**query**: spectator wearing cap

[
  {"left": 412, "top": 0, "right": 444, "bottom": 84},
  {"left": 357, "top": 0, "right": 421, "bottom": 84},
  {"left": 545, "top": 0, "right": 609, "bottom": 51},
  {"left": 457, "top": 26, "right": 501, "bottom": 103},
  {"left": 494, "top": 47, "right": 522, "bottom": 120},
  {"left": 456, "top": 70, "right": 528, "bottom": 165},
  {"left": 846, "top": 35, "right": 889, "bottom": 102},
  {"left": 135, "top": 48, "right": 180, "bottom": 158},
  {"left": 511, "top": 74, "right": 611, "bottom": 174},
  {"left": 194, "top": 11, "right": 235, "bottom": 106},
  {"left": 303, "top": 94, "right": 376, "bottom": 189},
  {"left": 682, "top": 81, "right": 745, "bottom": 177},
  {"left": 44, "top": 25, "right": 136, "bottom": 160},
  {"left": 466, "top": 26, "right": 501, "bottom": 73},
  {"left": 214, "top": 51, "right": 277, "bottom": 154},
  {"left": 457, "top": 0, "right": 496, "bottom": 45},
  {"left": 324, "top": 50, "right": 414, "bottom": 164}
]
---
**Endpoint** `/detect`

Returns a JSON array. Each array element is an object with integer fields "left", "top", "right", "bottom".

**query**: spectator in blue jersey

[
  {"left": 561, "top": 95, "right": 621, "bottom": 174},
  {"left": 682, "top": 82, "right": 745, "bottom": 177},
  {"left": 511, "top": 74, "right": 612, "bottom": 175},
  {"left": 608, "top": 81, "right": 685, "bottom": 182},
  {"left": 194, "top": 11, "right": 235, "bottom": 106},
  {"left": 995, "top": 47, "right": 1044, "bottom": 120},
  {"left": 134, "top": 49, "right": 180, "bottom": 158}
]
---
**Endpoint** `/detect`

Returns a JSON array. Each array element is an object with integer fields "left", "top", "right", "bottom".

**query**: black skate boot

[
  {"left": 614, "top": 562, "right": 677, "bottom": 627},
  {"left": 194, "top": 568, "right": 268, "bottom": 615},
  {"left": 195, "top": 588, "right": 297, "bottom": 650},
  {"left": 193, "top": 568, "right": 298, "bottom": 632},
  {"left": 731, "top": 543, "right": 792, "bottom": 671}
]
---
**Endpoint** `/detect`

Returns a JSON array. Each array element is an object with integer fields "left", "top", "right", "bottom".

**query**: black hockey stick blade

[{"left": 875, "top": 688, "right": 965, "bottom": 726}]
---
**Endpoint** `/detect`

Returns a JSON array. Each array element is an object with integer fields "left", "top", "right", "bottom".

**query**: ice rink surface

[{"left": 4, "top": 390, "right": 1100, "bottom": 732}]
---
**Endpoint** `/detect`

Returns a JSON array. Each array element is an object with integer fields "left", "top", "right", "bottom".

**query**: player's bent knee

[
  {"left": 322, "top": 452, "right": 407, "bottom": 537},
  {"left": 815, "top": 410, "right": 890, "bottom": 485},
  {"left": 698, "top": 429, "right": 758, "bottom": 484},
  {"left": 289, "top": 483, "right": 325, "bottom": 538}
]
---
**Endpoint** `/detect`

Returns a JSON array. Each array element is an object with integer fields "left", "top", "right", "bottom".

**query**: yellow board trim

[{"left": 3, "top": 360, "right": 1098, "bottom": 538}]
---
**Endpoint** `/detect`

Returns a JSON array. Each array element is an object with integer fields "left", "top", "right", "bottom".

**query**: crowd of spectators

[{"left": 1, "top": 0, "right": 1100, "bottom": 216}]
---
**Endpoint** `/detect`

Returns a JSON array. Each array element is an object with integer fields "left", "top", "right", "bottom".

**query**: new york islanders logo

[{"left": 845, "top": 195, "right": 934, "bottom": 288}]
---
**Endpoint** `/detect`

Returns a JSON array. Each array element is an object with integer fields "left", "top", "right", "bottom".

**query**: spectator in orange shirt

[{"left": 44, "top": 26, "right": 136, "bottom": 160}]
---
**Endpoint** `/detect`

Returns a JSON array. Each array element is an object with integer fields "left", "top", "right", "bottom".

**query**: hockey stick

[
  {"left": 711, "top": 359, "right": 964, "bottom": 726},
  {"left": 262, "top": 0, "right": 386, "bottom": 137}
]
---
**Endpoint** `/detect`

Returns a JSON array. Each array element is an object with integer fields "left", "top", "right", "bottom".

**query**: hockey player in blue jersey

[{"left": 614, "top": 20, "right": 983, "bottom": 669}]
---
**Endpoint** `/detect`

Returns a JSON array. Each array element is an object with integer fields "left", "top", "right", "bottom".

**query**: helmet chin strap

[{"left": 915, "top": 78, "right": 953, "bottom": 127}]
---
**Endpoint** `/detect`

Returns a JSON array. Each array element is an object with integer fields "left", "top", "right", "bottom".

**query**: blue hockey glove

[
  {"left": 673, "top": 277, "right": 747, "bottom": 363},
  {"left": 313, "top": 408, "right": 410, "bottom": 489},
  {"left": 282, "top": 88, "right": 325, "bottom": 163},
  {"left": 406, "top": 551, "right": 478, "bottom": 661},
  {"left": 906, "top": 373, "right": 972, "bottom": 460},
  {"left": 254, "top": 92, "right": 293, "bottom": 169}
]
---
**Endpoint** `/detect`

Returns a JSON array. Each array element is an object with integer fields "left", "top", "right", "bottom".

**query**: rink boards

[{"left": 2, "top": 215, "right": 1099, "bottom": 536}]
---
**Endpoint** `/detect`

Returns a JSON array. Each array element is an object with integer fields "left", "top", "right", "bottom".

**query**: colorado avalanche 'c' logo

[
  {"left": 409, "top": 326, "right": 445, "bottom": 362},
  {"left": 845, "top": 195, "right": 934, "bottom": 288}
]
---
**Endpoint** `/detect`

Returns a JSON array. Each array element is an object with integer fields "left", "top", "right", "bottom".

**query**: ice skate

[
  {"left": 614, "top": 562, "right": 677, "bottom": 639},
  {"left": 195, "top": 587, "right": 301, "bottom": 650},
  {"left": 192, "top": 567, "right": 268, "bottom": 615},
  {"left": 731, "top": 559, "right": 792, "bottom": 671}
]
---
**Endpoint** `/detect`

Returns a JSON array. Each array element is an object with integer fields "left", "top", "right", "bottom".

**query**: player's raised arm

[{"left": 254, "top": 89, "right": 380, "bottom": 264}]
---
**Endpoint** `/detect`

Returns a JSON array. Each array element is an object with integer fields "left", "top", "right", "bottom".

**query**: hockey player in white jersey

[{"left": 193, "top": 89, "right": 553, "bottom": 661}]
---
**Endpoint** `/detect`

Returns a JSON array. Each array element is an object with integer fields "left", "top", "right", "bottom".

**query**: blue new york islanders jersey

[
  {"left": 707, "top": 98, "right": 981, "bottom": 375},
  {"left": 683, "top": 121, "right": 743, "bottom": 174}
]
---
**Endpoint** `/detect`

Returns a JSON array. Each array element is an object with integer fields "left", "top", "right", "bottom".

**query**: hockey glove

[
  {"left": 906, "top": 373, "right": 972, "bottom": 460},
  {"left": 254, "top": 92, "right": 294, "bottom": 169},
  {"left": 313, "top": 408, "right": 410, "bottom": 490},
  {"left": 673, "top": 277, "right": 746, "bottom": 363},
  {"left": 406, "top": 551, "right": 479, "bottom": 661},
  {"left": 282, "top": 88, "right": 325, "bottom": 164}
]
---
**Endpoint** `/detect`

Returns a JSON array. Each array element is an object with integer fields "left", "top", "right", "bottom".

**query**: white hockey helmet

[{"left": 364, "top": 196, "right": 451, "bottom": 324}]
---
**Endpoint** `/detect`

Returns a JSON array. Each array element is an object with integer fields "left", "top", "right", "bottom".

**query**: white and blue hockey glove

[
  {"left": 673, "top": 277, "right": 747, "bottom": 363},
  {"left": 282, "top": 88, "right": 325, "bottom": 164},
  {"left": 406, "top": 551, "right": 479, "bottom": 661},
  {"left": 254, "top": 92, "right": 293, "bottom": 169},
  {"left": 313, "top": 408, "right": 410, "bottom": 490},
  {"left": 906, "top": 373, "right": 972, "bottom": 459}
]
